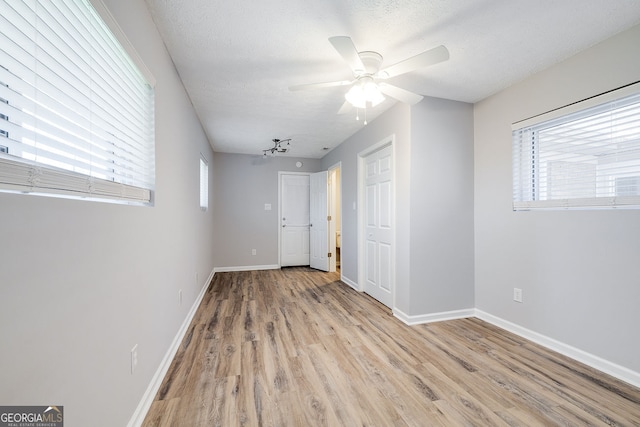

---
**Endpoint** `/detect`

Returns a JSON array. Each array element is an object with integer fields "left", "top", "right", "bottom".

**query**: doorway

[
  {"left": 279, "top": 167, "right": 342, "bottom": 273},
  {"left": 328, "top": 163, "right": 342, "bottom": 273}
]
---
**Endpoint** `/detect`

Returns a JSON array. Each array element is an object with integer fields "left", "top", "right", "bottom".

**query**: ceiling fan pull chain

[
  {"left": 364, "top": 105, "right": 368, "bottom": 125},
  {"left": 356, "top": 108, "right": 360, "bottom": 121}
]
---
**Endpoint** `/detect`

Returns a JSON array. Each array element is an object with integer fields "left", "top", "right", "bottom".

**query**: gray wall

[
  {"left": 410, "top": 97, "right": 475, "bottom": 314},
  {"left": 213, "top": 153, "right": 321, "bottom": 269},
  {"left": 474, "top": 24, "right": 640, "bottom": 373},
  {"left": 321, "top": 99, "right": 475, "bottom": 317},
  {"left": 0, "top": 0, "right": 216, "bottom": 426}
]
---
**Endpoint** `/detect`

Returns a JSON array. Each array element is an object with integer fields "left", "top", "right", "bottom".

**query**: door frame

[
  {"left": 328, "top": 162, "right": 342, "bottom": 275},
  {"left": 278, "top": 171, "right": 312, "bottom": 268},
  {"left": 357, "top": 136, "right": 396, "bottom": 307}
]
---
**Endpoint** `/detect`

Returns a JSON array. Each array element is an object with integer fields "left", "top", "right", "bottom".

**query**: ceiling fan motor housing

[{"left": 357, "top": 51, "right": 383, "bottom": 76}]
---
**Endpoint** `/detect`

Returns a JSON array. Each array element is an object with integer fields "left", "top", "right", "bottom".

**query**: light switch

[{"left": 264, "top": 203, "right": 271, "bottom": 211}]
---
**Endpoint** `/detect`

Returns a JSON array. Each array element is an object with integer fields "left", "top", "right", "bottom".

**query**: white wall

[
  {"left": 0, "top": 0, "right": 216, "bottom": 425},
  {"left": 474, "top": 24, "right": 640, "bottom": 375},
  {"left": 213, "top": 153, "right": 321, "bottom": 270}
]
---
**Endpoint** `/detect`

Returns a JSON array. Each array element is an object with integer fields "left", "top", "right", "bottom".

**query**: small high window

[{"left": 200, "top": 156, "right": 208, "bottom": 210}]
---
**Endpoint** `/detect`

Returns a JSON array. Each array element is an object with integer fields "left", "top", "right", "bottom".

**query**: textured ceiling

[{"left": 144, "top": 0, "right": 640, "bottom": 159}]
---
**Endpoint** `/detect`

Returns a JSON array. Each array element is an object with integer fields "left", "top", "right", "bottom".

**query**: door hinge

[
  {"left": 328, "top": 252, "right": 332, "bottom": 258},
  {"left": 327, "top": 215, "right": 332, "bottom": 221}
]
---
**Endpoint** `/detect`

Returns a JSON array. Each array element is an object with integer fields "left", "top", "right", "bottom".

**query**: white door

[
  {"left": 280, "top": 174, "right": 310, "bottom": 267},
  {"left": 310, "top": 171, "right": 330, "bottom": 271},
  {"left": 362, "top": 144, "right": 393, "bottom": 307}
]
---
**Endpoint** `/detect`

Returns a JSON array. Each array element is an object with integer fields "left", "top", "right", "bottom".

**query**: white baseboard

[
  {"left": 393, "top": 307, "right": 475, "bottom": 325},
  {"left": 340, "top": 275, "right": 360, "bottom": 291},
  {"left": 475, "top": 309, "right": 640, "bottom": 389},
  {"left": 127, "top": 268, "right": 215, "bottom": 427},
  {"left": 214, "top": 264, "right": 280, "bottom": 273}
]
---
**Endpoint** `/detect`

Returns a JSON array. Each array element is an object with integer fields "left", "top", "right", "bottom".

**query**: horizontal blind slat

[
  {"left": 0, "top": 155, "right": 150, "bottom": 202},
  {"left": 0, "top": 0, "right": 155, "bottom": 202},
  {"left": 513, "top": 86, "right": 640, "bottom": 210}
]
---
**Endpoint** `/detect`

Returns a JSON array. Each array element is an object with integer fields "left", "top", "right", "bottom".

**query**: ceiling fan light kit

[
  {"left": 345, "top": 76, "right": 385, "bottom": 109},
  {"left": 289, "top": 36, "right": 450, "bottom": 124}
]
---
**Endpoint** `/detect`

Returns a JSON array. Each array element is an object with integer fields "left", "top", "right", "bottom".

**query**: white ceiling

[{"left": 144, "top": 0, "right": 640, "bottom": 159}]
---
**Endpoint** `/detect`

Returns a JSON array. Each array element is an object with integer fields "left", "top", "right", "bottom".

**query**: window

[
  {"left": 512, "top": 83, "right": 640, "bottom": 210},
  {"left": 0, "top": 69, "right": 9, "bottom": 142},
  {"left": 199, "top": 156, "right": 208, "bottom": 210},
  {"left": 0, "top": 0, "right": 155, "bottom": 204}
]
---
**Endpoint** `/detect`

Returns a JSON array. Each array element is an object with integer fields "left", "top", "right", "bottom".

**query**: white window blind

[
  {"left": 0, "top": 0, "right": 155, "bottom": 203},
  {"left": 199, "top": 156, "right": 208, "bottom": 210},
  {"left": 512, "top": 83, "right": 640, "bottom": 210}
]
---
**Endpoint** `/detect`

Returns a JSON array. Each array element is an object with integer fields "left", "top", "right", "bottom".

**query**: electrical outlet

[
  {"left": 513, "top": 288, "right": 523, "bottom": 303},
  {"left": 252, "top": 249, "right": 256, "bottom": 256},
  {"left": 131, "top": 344, "right": 138, "bottom": 374}
]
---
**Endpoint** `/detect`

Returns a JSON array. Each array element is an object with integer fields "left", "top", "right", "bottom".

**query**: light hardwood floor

[{"left": 142, "top": 267, "right": 640, "bottom": 426}]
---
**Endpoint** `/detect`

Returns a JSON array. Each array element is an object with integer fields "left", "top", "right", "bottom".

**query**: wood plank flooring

[{"left": 142, "top": 267, "right": 640, "bottom": 426}]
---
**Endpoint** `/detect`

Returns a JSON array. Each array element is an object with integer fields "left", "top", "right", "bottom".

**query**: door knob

[
  {"left": 310, "top": 223, "right": 313, "bottom": 227},
  {"left": 282, "top": 224, "right": 286, "bottom": 227}
]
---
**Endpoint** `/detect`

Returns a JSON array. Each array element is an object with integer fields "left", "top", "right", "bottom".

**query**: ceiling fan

[
  {"left": 262, "top": 138, "right": 291, "bottom": 157},
  {"left": 289, "top": 36, "right": 449, "bottom": 113}
]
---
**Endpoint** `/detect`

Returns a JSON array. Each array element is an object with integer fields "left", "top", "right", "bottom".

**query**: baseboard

[
  {"left": 340, "top": 274, "right": 360, "bottom": 291},
  {"left": 127, "top": 268, "right": 215, "bottom": 427},
  {"left": 394, "top": 306, "right": 640, "bottom": 388},
  {"left": 214, "top": 264, "right": 280, "bottom": 273},
  {"left": 474, "top": 309, "right": 640, "bottom": 389},
  {"left": 393, "top": 307, "right": 475, "bottom": 325}
]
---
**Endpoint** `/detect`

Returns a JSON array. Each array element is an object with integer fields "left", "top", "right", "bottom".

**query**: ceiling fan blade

[
  {"left": 329, "top": 36, "right": 366, "bottom": 75},
  {"left": 378, "top": 45, "right": 449, "bottom": 79},
  {"left": 289, "top": 80, "right": 352, "bottom": 91},
  {"left": 378, "top": 83, "right": 423, "bottom": 105},
  {"left": 337, "top": 100, "right": 352, "bottom": 114}
]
